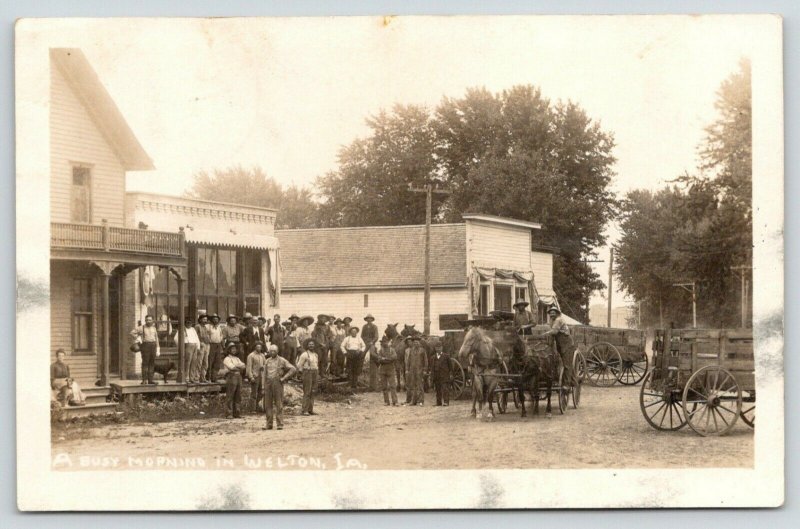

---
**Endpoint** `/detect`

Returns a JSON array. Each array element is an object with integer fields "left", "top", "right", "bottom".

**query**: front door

[{"left": 108, "top": 275, "right": 120, "bottom": 375}]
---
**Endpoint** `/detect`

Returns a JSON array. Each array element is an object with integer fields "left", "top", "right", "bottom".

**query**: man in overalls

[{"left": 543, "top": 306, "right": 576, "bottom": 386}]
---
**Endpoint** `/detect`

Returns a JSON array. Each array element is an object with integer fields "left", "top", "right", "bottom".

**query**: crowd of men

[{"left": 125, "top": 297, "right": 572, "bottom": 431}]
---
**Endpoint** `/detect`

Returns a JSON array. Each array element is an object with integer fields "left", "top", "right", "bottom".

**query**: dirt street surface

[{"left": 51, "top": 385, "right": 753, "bottom": 471}]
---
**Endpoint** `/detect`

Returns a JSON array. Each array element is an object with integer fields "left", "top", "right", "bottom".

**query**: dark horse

[
  {"left": 507, "top": 335, "right": 563, "bottom": 418},
  {"left": 457, "top": 326, "right": 503, "bottom": 420}
]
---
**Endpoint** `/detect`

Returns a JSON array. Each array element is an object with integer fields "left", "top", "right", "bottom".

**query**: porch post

[
  {"left": 177, "top": 276, "right": 186, "bottom": 383},
  {"left": 100, "top": 271, "right": 111, "bottom": 386}
]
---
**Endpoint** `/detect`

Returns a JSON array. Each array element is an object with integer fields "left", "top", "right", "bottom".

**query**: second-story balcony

[{"left": 51, "top": 221, "right": 187, "bottom": 267}]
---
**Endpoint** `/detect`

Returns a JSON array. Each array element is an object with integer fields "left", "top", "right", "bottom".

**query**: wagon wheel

[
  {"left": 740, "top": 390, "right": 755, "bottom": 428},
  {"left": 571, "top": 351, "right": 584, "bottom": 408},
  {"left": 448, "top": 358, "right": 466, "bottom": 400},
  {"left": 617, "top": 352, "right": 649, "bottom": 386},
  {"left": 584, "top": 342, "right": 622, "bottom": 387},
  {"left": 682, "top": 366, "right": 742, "bottom": 437},
  {"left": 639, "top": 370, "right": 687, "bottom": 431},
  {"left": 573, "top": 350, "right": 587, "bottom": 383}
]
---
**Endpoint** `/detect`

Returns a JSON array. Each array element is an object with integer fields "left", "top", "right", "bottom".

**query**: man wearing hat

[
  {"left": 431, "top": 341, "right": 452, "bottom": 406},
  {"left": 222, "top": 342, "right": 247, "bottom": 418},
  {"left": 513, "top": 298, "right": 537, "bottom": 333},
  {"left": 543, "top": 306, "right": 576, "bottom": 386},
  {"left": 262, "top": 344, "right": 296, "bottom": 430},
  {"left": 404, "top": 335, "right": 428, "bottom": 406},
  {"left": 311, "top": 315, "right": 330, "bottom": 375},
  {"left": 241, "top": 315, "right": 267, "bottom": 361},
  {"left": 282, "top": 318, "right": 299, "bottom": 365},
  {"left": 194, "top": 312, "right": 211, "bottom": 384},
  {"left": 222, "top": 314, "right": 244, "bottom": 363},
  {"left": 296, "top": 338, "right": 320, "bottom": 415},
  {"left": 174, "top": 317, "right": 201, "bottom": 383},
  {"left": 329, "top": 318, "right": 347, "bottom": 377},
  {"left": 374, "top": 336, "right": 399, "bottom": 406},
  {"left": 295, "top": 316, "right": 314, "bottom": 349},
  {"left": 361, "top": 315, "right": 379, "bottom": 391},
  {"left": 207, "top": 314, "right": 224, "bottom": 382},
  {"left": 267, "top": 314, "right": 285, "bottom": 358},
  {"left": 246, "top": 341, "right": 267, "bottom": 413},
  {"left": 340, "top": 326, "right": 366, "bottom": 389}
]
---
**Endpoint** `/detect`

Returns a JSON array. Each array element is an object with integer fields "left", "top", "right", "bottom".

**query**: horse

[
  {"left": 506, "top": 336, "right": 563, "bottom": 418},
  {"left": 457, "top": 326, "right": 503, "bottom": 420}
]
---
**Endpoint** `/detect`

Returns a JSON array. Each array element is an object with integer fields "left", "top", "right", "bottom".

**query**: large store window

[
  {"left": 71, "top": 278, "right": 93, "bottom": 353},
  {"left": 193, "top": 247, "right": 262, "bottom": 318}
]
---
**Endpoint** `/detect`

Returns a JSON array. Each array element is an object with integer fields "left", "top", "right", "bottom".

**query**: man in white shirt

[
  {"left": 222, "top": 343, "right": 247, "bottom": 418},
  {"left": 174, "top": 318, "right": 201, "bottom": 383},
  {"left": 341, "top": 327, "right": 366, "bottom": 389}
]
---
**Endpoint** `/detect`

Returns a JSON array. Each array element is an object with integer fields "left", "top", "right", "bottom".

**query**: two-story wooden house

[{"left": 49, "top": 48, "right": 188, "bottom": 389}]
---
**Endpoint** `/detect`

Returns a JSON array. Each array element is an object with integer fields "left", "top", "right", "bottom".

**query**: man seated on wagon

[
  {"left": 512, "top": 298, "right": 536, "bottom": 333},
  {"left": 543, "top": 305, "right": 577, "bottom": 386}
]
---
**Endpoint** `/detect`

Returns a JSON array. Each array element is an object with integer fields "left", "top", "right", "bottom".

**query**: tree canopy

[
  {"left": 188, "top": 165, "right": 319, "bottom": 229},
  {"left": 614, "top": 59, "right": 752, "bottom": 328},
  {"left": 315, "top": 85, "right": 618, "bottom": 321}
]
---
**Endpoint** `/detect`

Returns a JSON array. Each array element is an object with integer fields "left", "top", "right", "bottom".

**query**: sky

[{"left": 41, "top": 16, "right": 757, "bottom": 311}]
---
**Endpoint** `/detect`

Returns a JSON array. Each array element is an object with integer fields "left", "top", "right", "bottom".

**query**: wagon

[
  {"left": 639, "top": 328, "right": 755, "bottom": 436},
  {"left": 571, "top": 326, "right": 649, "bottom": 387}
]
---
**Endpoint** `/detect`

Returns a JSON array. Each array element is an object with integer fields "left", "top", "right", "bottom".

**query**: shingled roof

[{"left": 277, "top": 224, "right": 467, "bottom": 290}]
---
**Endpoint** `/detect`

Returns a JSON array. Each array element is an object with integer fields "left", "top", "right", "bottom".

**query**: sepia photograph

[{"left": 14, "top": 14, "right": 783, "bottom": 510}]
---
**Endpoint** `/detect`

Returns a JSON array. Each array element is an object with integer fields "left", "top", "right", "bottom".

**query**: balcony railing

[{"left": 51, "top": 221, "right": 185, "bottom": 257}]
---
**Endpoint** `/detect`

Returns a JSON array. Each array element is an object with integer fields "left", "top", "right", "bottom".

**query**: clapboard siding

[
  {"left": 50, "top": 62, "right": 126, "bottom": 226},
  {"left": 50, "top": 261, "right": 99, "bottom": 385},
  {"left": 467, "top": 220, "right": 532, "bottom": 272},
  {"left": 530, "top": 251, "right": 554, "bottom": 293},
  {"left": 279, "top": 288, "right": 468, "bottom": 336}
]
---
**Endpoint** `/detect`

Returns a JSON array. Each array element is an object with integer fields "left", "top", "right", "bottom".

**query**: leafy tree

[
  {"left": 315, "top": 104, "right": 441, "bottom": 227},
  {"left": 188, "top": 165, "right": 319, "bottom": 229},
  {"left": 615, "top": 59, "right": 752, "bottom": 328}
]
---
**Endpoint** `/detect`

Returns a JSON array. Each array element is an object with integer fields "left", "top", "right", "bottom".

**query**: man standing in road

[
  {"left": 296, "top": 338, "right": 320, "bottom": 416},
  {"left": 262, "top": 344, "right": 297, "bottom": 430},
  {"left": 341, "top": 326, "right": 366, "bottom": 389},
  {"left": 374, "top": 336, "right": 398, "bottom": 406},
  {"left": 246, "top": 341, "right": 267, "bottom": 413},
  {"left": 311, "top": 314, "right": 330, "bottom": 375},
  {"left": 222, "top": 342, "right": 246, "bottom": 418},
  {"left": 361, "top": 314, "right": 379, "bottom": 390},
  {"left": 431, "top": 342, "right": 451, "bottom": 406},
  {"left": 405, "top": 336, "right": 428, "bottom": 406}
]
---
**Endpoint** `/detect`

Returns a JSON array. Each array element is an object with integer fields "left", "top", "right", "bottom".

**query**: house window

[
  {"left": 515, "top": 287, "right": 527, "bottom": 303},
  {"left": 494, "top": 285, "right": 513, "bottom": 312},
  {"left": 70, "top": 166, "right": 91, "bottom": 223},
  {"left": 364, "top": 294, "right": 369, "bottom": 308},
  {"left": 479, "top": 285, "right": 489, "bottom": 316},
  {"left": 72, "top": 278, "right": 93, "bottom": 353}
]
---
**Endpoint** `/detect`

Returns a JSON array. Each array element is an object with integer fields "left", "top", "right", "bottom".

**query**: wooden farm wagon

[
  {"left": 571, "top": 326, "right": 649, "bottom": 387},
  {"left": 639, "top": 328, "right": 755, "bottom": 436}
]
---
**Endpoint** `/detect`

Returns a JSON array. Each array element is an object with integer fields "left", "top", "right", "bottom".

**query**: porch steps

[
  {"left": 59, "top": 402, "right": 118, "bottom": 419},
  {"left": 82, "top": 386, "right": 112, "bottom": 404}
]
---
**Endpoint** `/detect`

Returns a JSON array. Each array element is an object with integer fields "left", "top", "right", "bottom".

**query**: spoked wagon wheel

[
  {"left": 740, "top": 390, "right": 755, "bottom": 428},
  {"left": 639, "top": 370, "right": 687, "bottom": 431},
  {"left": 448, "top": 358, "right": 465, "bottom": 400},
  {"left": 571, "top": 351, "right": 584, "bottom": 408},
  {"left": 617, "top": 352, "right": 649, "bottom": 386},
  {"left": 573, "top": 350, "right": 587, "bottom": 383},
  {"left": 585, "top": 342, "right": 622, "bottom": 387},
  {"left": 557, "top": 372, "right": 568, "bottom": 414},
  {"left": 682, "top": 366, "right": 742, "bottom": 437}
]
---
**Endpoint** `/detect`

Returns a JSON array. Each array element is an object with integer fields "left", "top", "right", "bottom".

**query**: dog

[{"left": 152, "top": 361, "right": 177, "bottom": 383}]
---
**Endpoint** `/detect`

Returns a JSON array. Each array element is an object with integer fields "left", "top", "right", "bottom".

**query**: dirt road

[{"left": 51, "top": 385, "right": 753, "bottom": 471}]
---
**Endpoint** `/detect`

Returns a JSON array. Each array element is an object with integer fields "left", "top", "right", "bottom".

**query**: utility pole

[
  {"left": 732, "top": 265, "right": 750, "bottom": 328},
  {"left": 673, "top": 281, "right": 697, "bottom": 328},
  {"left": 408, "top": 181, "right": 451, "bottom": 335},
  {"left": 607, "top": 248, "right": 614, "bottom": 328}
]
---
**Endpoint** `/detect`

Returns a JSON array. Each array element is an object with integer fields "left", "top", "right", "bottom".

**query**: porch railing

[{"left": 51, "top": 221, "right": 185, "bottom": 257}]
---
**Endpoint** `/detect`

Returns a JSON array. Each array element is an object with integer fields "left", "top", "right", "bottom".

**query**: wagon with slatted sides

[
  {"left": 639, "top": 328, "right": 755, "bottom": 436},
  {"left": 571, "top": 326, "right": 649, "bottom": 387}
]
